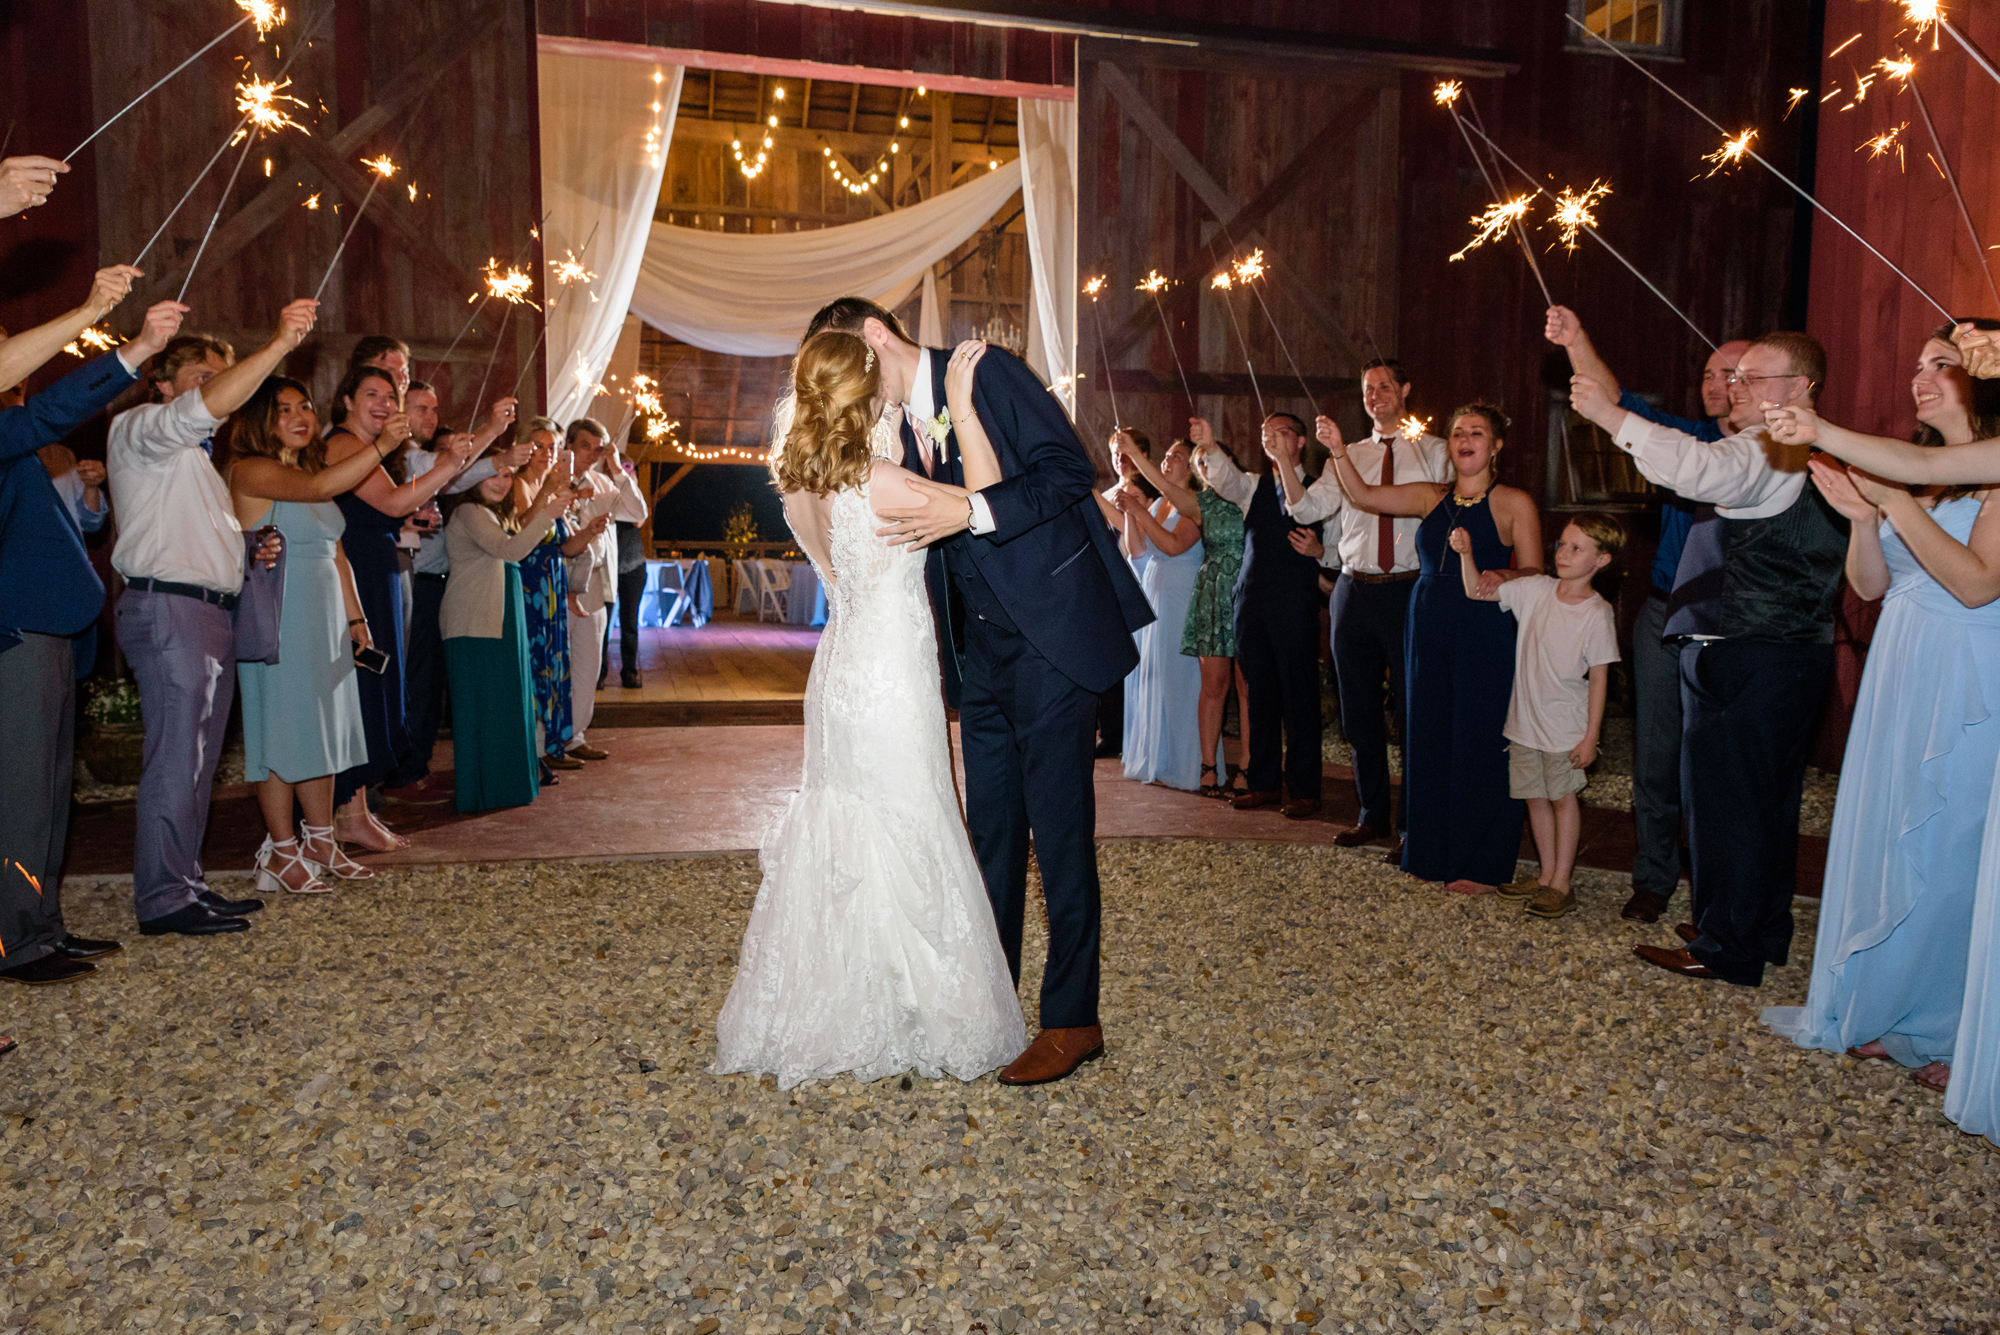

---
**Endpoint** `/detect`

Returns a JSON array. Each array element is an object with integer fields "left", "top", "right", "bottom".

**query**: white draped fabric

[
  {"left": 537, "top": 53, "right": 678, "bottom": 424},
  {"left": 1017, "top": 98, "right": 1078, "bottom": 407},
  {"left": 627, "top": 159, "right": 1023, "bottom": 357}
]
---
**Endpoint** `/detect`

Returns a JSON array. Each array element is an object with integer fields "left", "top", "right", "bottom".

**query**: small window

[
  {"left": 1567, "top": 0, "right": 1684, "bottom": 59},
  {"left": 1546, "top": 388, "right": 1657, "bottom": 512}
]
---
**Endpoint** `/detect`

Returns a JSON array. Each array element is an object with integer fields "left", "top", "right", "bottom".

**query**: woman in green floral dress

[{"left": 1117, "top": 426, "right": 1252, "bottom": 798}]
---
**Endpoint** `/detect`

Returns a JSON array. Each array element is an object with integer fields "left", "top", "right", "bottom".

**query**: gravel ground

[
  {"left": 1323, "top": 717, "right": 1841, "bottom": 839},
  {"left": 6, "top": 843, "right": 1993, "bottom": 1335}
]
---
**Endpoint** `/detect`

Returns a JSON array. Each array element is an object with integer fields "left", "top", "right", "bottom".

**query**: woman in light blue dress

[
  {"left": 1762, "top": 326, "right": 2000, "bottom": 1102},
  {"left": 1112, "top": 440, "right": 1219, "bottom": 790}
]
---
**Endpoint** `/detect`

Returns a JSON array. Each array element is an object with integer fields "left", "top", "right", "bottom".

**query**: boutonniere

[{"left": 926, "top": 410, "right": 952, "bottom": 463}]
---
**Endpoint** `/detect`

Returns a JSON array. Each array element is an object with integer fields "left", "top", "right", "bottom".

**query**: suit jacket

[
  {"left": 0, "top": 351, "right": 139, "bottom": 653},
  {"left": 898, "top": 346, "right": 1153, "bottom": 704}
]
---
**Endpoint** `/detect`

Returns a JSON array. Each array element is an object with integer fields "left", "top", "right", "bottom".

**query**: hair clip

[{"left": 864, "top": 347, "right": 876, "bottom": 373}]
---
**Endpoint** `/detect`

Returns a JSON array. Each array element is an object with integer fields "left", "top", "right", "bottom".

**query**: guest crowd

[
  {"left": 1091, "top": 302, "right": 2000, "bottom": 1145},
  {"left": 0, "top": 156, "right": 651, "bottom": 1022}
]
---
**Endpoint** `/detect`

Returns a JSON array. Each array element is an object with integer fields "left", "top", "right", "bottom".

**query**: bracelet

[{"left": 951, "top": 410, "right": 978, "bottom": 425}]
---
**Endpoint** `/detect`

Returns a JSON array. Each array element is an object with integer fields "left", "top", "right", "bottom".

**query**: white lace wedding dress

[{"left": 713, "top": 412, "right": 1026, "bottom": 1089}]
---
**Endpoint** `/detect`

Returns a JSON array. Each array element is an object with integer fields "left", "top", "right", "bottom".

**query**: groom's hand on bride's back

[{"left": 877, "top": 476, "right": 974, "bottom": 550}]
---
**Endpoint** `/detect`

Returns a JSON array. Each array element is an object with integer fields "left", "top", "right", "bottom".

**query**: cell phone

[{"left": 355, "top": 644, "right": 391, "bottom": 675}]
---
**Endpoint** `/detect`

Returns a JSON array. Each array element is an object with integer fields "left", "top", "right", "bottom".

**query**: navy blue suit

[
  {"left": 0, "top": 349, "right": 138, "bottom": 972},
  {"left": 899, "top": 346, "right": 1152, "bottom": 1029}
]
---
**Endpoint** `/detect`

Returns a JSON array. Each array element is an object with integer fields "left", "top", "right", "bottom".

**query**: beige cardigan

[{"left": 440, "top": 505, "right": 557, "bottom": 640}]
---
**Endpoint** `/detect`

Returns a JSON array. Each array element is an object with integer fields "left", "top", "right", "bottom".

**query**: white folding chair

[
  {"left": 650, "top": 561, "right": 692, "bottom": 627},
  {"left": 732, "top": 559, "right": 759, "bottom": 614},
  {"left": 756, "top": 559, "right": 791, "bottom": 622}
]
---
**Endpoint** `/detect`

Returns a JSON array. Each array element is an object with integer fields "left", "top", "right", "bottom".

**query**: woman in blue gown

[
  {"left": 1759, "top": 324, "right": 2000, "bottom": 1117},
  {"left": 1113, "top": 439, "right": 1218, "bottom": 789},
  {"left": 1318, "top": 405, "right": 1543, "bottom": 893}
]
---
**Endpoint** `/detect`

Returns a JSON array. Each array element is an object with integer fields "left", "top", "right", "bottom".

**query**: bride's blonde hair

[{"left": 772, "top": 330, "right": 880, "bottom": 496}]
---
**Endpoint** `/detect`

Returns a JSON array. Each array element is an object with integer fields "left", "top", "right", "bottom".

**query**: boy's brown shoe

[
  {"left": 1525, "top": 886, "right": 1578, "bottom": 919},
  {"left": 1497, "top": 874, "right": 1541, "bottom": 902}
]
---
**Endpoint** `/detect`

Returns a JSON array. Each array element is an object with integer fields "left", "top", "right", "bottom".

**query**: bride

[{"left": 712, "top": 330, "right": 1026, "bottom": 1088}]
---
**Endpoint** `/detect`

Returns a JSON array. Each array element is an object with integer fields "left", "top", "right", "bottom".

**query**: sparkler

[
  {"left": 1081, "top": 275, "right": 1123, "bottom": 430},
  {"left": 311, "top": 155, "right": 397, "bottom": 303},
  {"left": 509, "top": 223, "right": 602, "bottom": 403},
  {"left": 1454, "top": 115, "right": 1719, "bottom": 353},
  {"left": 1905, "top": 1, "right": 2000, "bottom": 87},
  {"left": 1550, "top": 181, "right": 1611, "bottom": 254},
  {"left": 1701, "top": 129, "right": 1757, "bottom": 177},
  {"left": 1451, "top": 197, "right": 1533, "bottom": 263},
  {"left": 1785, "top": 88, "right": 1812, "bottom": 118},
  {"left": 469, "top": 262, "right": 539, "bottom": 428},
  {"left": 1860, "top": 124, "right": 1909, "bottom": 170},
  {"left": 303, "top": 191, "right": 320, "bottom": 210},
  {"left": 1435, "top": 82, "right": 1554, "bottom": 306},
  {"left": 1893, "top": 54, "right": 2000, "bottom": 310},
  {"left": 1209, "top": 272, "right": 1265, "bottom": 422},
  {"left": 1569, "top": 11, "right": 1953, "bottom": 321},
  {"left": 174, "top": 76, "right": 309, "bottom": 302},
  {"left": 1398, "top": 415, "right": 1432, "bottom": 441},
  {"left": 62, "top": 326, "right": 119, "bottom": 359},
  {"left": 1135, "top": 270, "right": 1195, "bottom": 412},
  {"left": 65, "top": 1, "right": 288, "bottom": 162},
  {"left": 1232, "top": 249, "right": 1318, "bottom": 409}
]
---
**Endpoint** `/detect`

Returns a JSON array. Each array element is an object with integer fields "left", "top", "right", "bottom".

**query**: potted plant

[{"left": 76, "top": 678, "right": 145, "bottom": 786}]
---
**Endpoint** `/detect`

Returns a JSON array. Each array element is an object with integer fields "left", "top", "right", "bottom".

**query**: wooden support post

[{"left": 930, "top": 91, "right": 954, "bottom": 200}]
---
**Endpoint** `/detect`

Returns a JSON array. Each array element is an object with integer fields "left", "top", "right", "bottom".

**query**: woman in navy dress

[
  {"left": 1318, "top": 405, "right": 1542, "bottom": 893},
  {"left": 323, "top": 365, "right": 475, "bottom": 852}
]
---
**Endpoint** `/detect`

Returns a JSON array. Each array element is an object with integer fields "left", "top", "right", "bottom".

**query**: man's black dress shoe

[
  {"left": 621, "top": 671, "right": 642, "bottom": 689},
  {"left": 1383, "top": 838, "right": 1405, "bottom": 866},
  {"left": 1332, "top": 823, "right": 1382, "bottom": 848},
  {"left": 198, "top": 889, "right": 264, "bottom": 916},
  {"left": 139, "top": 904, "right": 252, "bottom": 937},
  {"left": 1621, "top": 889, "right": 1670, "bottom": 923},
  {"left": 0, "top": 955, "right": 97, "bottom": 985},
  {"left": 53, "top": 933, "right": 123, "bottom": 960}
]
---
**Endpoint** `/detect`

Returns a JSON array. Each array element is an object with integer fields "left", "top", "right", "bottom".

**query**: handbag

[{"left": 233, "top": 526, "right": 287, "bottom": 664}]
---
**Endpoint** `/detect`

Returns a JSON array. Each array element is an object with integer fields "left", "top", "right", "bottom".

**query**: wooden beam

[
  {"left": 141, "top": 5, "right": 505, "bottom": 302},
  {"left": 1095, "top": 66, "right": 1373, "bottom": 366},
  {"left": 286, "top": 133, "right": 486, "bottom": 298},
  {"left": 651, "top": 462, "right": 696, "bottom": 504},
  {"left": 931, "top": 92, "right": 954, "bottom": 201},
  {"left": 669, "top": 116, "right": 1015, "bottom": 167},
  {"left": 846, "top": 82, "right": 861, "bottom": 132}
]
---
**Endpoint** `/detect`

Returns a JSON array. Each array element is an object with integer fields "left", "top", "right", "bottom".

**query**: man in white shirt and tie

[{"left": 1270, "top": 360, "right": 1448, "bottom": 857}]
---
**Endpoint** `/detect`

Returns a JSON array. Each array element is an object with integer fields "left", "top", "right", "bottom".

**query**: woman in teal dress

[
  {"left": 1320, "top": 405, "right": 1542, "bottom": 893},
  {"left": 441, "top": 469, "right": 576, "bottom": 812},
  {"left": 1111, "top": 440, "right": 1219, "bottom": 790},
  {"left": 1127, "top": 427, "right": 1250, "bottom": 798},
  {"left": 1760, "top": 324, "right": 2000, "bottom": 1109},
  {"left": 219, "top": 377, "right": 407, "bottom": 895}
]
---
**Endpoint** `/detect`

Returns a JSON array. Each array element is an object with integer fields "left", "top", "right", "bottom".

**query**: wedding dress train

[{"left": 713, "top": 419, "right": 1025, "bottom": 1088}]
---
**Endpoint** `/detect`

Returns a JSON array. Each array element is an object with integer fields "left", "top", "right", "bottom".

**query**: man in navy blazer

[
  {"left": 0, "top": 272, "right": 183, "bottom": 987},
  {"left": 803, "top": 297, "right": 1153, "bottom": 1086}
]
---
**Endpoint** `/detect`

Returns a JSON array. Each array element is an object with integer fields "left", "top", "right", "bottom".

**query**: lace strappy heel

[
  {"left": 301, "top": 823, "right": 376, "bottom": 881},
  {"left": 256, "top": 836, "right": 333, "bottom": 895}
]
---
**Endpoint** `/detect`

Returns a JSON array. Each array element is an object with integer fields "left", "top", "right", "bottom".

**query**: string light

[
  {"left": 644, "top": 68, "right": 667, "bottom": 168},
  {"left": 824, "top": 143, "right": 892, "bottom": 196}
]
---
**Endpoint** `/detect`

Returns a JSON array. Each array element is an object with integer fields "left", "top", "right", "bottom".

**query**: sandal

[
  {"left": 0, "top": 1036, "right": 16, "bottom": 1059},
  {"left": 1913, "top": 1062, "right": 1951, "bottom": 1093},
  {"left": 301, "top": 823, "right": 376, "bottom": 881},
  {"left": 1844, "top": 1043, "right": 1894, "bottom": 1062},
  {"left": 1198, "top": 764, "right": 1227, "bottom": 799},
  {"left": 255, "top": 836, "right": 333, "bottom": 895}
]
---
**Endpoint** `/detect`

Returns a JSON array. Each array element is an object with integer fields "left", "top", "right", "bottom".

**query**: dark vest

[
  {"left": 1233, "top": 472, "right": 1323, "bottom": 609},
  {"left": 1716, "top": 483, "right": 1848, "bottom": 642}
]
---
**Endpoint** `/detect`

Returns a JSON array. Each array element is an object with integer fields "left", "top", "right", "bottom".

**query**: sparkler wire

[
  {"left": 66, "top": 14, "right": 254, "bottom": 162},
  {"left": 1906, "top": 70, "right": 2000, "bottom": 312},
  {"left": 311, "top": 168, "right": 389, "bottom": 303},
  {"left": 1456, "top": 117, "right": 1719, "bottom": 353},
  {"left": 1451, "top": 98, "right": 1554, "bottom": 307},
  {"left": 1940, "top": 17, "right": 2000, "bottom": 87},
  {"left": 1142, "top": 284, "right": 1196, "bottom": 412},
  {"left": 1243, "top": 278, "right": 1317, "bottom": 408},
  {"left": 1215, "top": 284, "right": 1265, "bottom": 422},
  {"left": 177, "top": 130, "right": 260, "bottom": 303},
  {"left": 424, "top": 211, "right": 552, "bottom": 383},
  {"left": 133, "top": 116, "right": 252, "bottom": 266},
  {"left": 1567, "top": 12, "right": 1952, "bottom": 321},
  {"left": 1086, "top": 291, "right": 1123, "bottom": 430},
  {"left": 469, "top": 301, "right": 516, "bottom": 431}
]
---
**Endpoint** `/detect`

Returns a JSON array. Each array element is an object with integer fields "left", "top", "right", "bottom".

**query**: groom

[{"left": 803, "top": 298, "right": 1154, "bottom": 1085}]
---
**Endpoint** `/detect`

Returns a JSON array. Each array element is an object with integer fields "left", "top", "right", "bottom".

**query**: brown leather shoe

[
  {"left": 998, "top": 1025, "right": 1104, "bottom": 1086},
  {"left": 1382, "top": 838, "right": 1405, "bottom": 865},
  {"left": 1231, "top": 790, "right": 1280, "bottom": 811},
  {"left": 1674, "top": 922, "right": 1699, "bottom": 944},
  {"left": 1332, "top": 823, "right": 1381, "bottom": 847},
  {"left": 1621, "top": 890, "right": 1670, "bottom": 923},
  {"left": 1633, "top": 944, "right": 1716, "bottom": 978},
  {"left": 1281, "top": 798, "right": 1321, "bottom": 821},
  {"left": 568, "top": 744, "right": 610, "bottom": 761},
  {"left": 546, "top": 753, "right": 586, "bottom": 771}
]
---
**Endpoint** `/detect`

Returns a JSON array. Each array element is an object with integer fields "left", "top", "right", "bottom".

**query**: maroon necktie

[{"left": 1375, "top": 439, "right": 1396, "bottom": 572}]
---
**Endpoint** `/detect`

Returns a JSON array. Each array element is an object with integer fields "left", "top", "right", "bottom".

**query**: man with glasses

[
  {"left": 1546, "top": 308, "right": 1750, "bottom": 924},
  {"left": 1567, "top": 331, "right": 1847, "bottom": 989}
]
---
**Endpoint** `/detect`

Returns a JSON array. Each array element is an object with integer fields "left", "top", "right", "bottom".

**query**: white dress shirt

[
  {"left": 1282, "top": 431, "right": 1448, "bottom": 575},
  {"left": 906, "top": 348, "right": 997, "bottom": 535},
  {"left": 1193, "top": 446, "right": 1341, "bottom": 570},
  {"left": 564, "top": 464, "right": 651, "bottom": 614},
  {"left": 1612, "top": 415, "right": 1809, "bottom": 519},
  {"left": 107, "top": 388, "right": 243, "bottom": 593}
]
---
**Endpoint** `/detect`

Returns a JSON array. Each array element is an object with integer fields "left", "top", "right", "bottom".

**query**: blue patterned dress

[{"left": 518, "top": 520, "right": 574, "bottom": 760}]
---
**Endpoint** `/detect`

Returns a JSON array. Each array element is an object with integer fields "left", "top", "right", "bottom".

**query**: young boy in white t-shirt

[{"left": 1450, "top": 514, "right": 1623, "bottom": 919}]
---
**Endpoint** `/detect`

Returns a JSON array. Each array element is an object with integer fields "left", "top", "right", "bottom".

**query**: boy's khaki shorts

[{"left": 1509, "top": 740, "right": 1586, "bottom": 800}]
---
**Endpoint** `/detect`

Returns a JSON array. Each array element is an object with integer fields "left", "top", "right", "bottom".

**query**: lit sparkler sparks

[
  {"left": 552, "top": 251, "right": 596, "bottom": 285},
  {"left": 1398, "top": 415, "right": 1433, "bottom": 440},
  {"left": 236, "top": 75, "right": 307, "bottom": 134},
  {"left": 1134, "top": 270, "right": 1193, "bottom": 408},
  {"left": 312, "top": 155, "right": 402, "bottom": 303},
  {"left": 1878, "top": 55, "right": 1917, "bottom": 83},
  {"left": 361, "top": 154, "right": 396, "bottom": 178},
  {"left": 1082, "top": 276, "right": 1106, "bottom": 299},
  {"left": 62, "top": 326, "right": 119, "bottom": 359},
  {"left": 1550, "top": 180, "right": 1611, "bottom": 253},
  {"left": 1702, "top": 129, "right": 1757, "bottom": 177},
  {"left": 1861, "top": 124, "right": 1909, "bottom": 171},
  {"left": 303, "top": 191, "right": 320, "bottom": 209},
  {"left": 238, "top": 0, "right": 286, "bottom": 38},
  {"left": 485, "top": 264, "right": 536, "bottom": 307},
  {"left": 1785, "top": 87, "right": 1812, "bottom": 118},
  {"left": 1210, "top": 271, "right": 1232, "bottom": 291},
  {"left": 1905, "top": 1, "right": 1943, "bottom": 42},
  {"left": 1135, "top": 270, "right": 1168, "bottom": 294},
  {"left": 1434, "top": 80, "right": 1463, "bottom": 107},
  {"left": 13, "top": 862, "right": 40, "bottom": 895},
  {"left": 1450, "top": 196, "right": 1533, "bottom": 262},
  {"left": 1232, "top": 249, "right": 1267, "bottom": 284}
]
